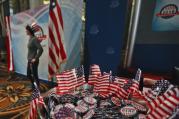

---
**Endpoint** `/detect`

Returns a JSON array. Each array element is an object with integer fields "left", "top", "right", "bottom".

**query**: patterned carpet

[{"left": 0, "top": 62, "right": 51, "bottom": 119}]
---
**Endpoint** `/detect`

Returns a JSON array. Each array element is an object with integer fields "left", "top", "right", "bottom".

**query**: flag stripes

[
  {"left": 147, "top": 95, "right": 179, "bottom": 119},
  {"left": 48, "top": 0, "right": 67, "bottom": 77},
  {"left": 147, "top": 87, "right": 179, "bottom": 118},
  {"left": 29, "top": 83, "right": 47, "bottom": 119},
  {"left": 56, "top": 66, "right": 85, "bottom": 94},
  {"left": 5, "top": 16, "right": 14, "bottom": 71},
  {"left": 56, "top": 68, "right": 77, "bottom": 94},
  {"left": 113, "top": 76, "right": 128, "bottom": 87},
  {"left": 93, "top": 73, "right": 110, "bottom": 94},
  {"left": 88, "top": 64, "right": 101, "bottom": 85},
  {"left": 144, "top": 89, "right": 157, "bottom": 102},
  {"left": 147, "top": 87, "right": 178, "bottom": 112}
]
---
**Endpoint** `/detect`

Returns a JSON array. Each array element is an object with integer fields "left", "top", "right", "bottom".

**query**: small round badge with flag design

[
  {"left": 83, "top": 97, "right": 97, "bottom": 105},
  {"left": 120, "top": 106, "right": 137, "bottom": 117},
  {"left": 111, "top": 97, "right": 121, "bottom": 106}
]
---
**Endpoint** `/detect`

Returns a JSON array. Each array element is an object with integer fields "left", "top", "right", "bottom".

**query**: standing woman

[{"left": 25, "top": 24, "right": 43, "bottom": 88}]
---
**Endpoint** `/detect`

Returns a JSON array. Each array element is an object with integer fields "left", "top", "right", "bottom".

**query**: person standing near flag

[{"left": 26, "top": 24, "right": 43, "bottom": 88}]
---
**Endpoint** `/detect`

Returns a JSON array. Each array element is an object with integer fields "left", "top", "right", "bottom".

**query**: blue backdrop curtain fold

[{"left": 84, "top": 0, "right": 129, "bottom": 76}]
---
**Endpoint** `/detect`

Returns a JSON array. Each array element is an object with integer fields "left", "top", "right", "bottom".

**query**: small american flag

[
  {"left": 75, "top": 65, "right": 86, "bottom": 88},
  {"left": 108, "top": 76, "right": 129, "bottom": 99},
  {"left": 31, "top": 22, "right": 42, "bottom": 33},
  {"left": 147, "top": 87, "right": 179, "bottom": 118},
  {"left": 112, "top": 76, "right": 128, "bottom": 87},
  {"left": 93, "top": 72, "right": 110, "bottom": 97},
  {"left": 109, "top": 83, "right": 129, "bottom": 99},
  {"left": 56, "top": 68, "right": 77, "bottom": 94},
  {"left": 88, "top": 64, "right": 101, "bottom": 85},
  {"left": 122, "top": 79, "right": 133, "bottom": 91},
  {"left": 56, "top": 66, "right": 85, "bottom": 94},
  {"left": 122, "top": 69, "right": 141, "bottom": 93},
  {"left": 144, "top": 89, "right": 158, "bottom": 102},
  {"left": 29, "top": 83, "right": 46, "bottom": 119},
  {"left": 128, "top": 80, "right": 139, "bottom": 93}
]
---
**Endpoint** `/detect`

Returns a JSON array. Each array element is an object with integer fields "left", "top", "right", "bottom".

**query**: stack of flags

[{"left": 29, "top": 64, "right": 179, "bottom": 118}]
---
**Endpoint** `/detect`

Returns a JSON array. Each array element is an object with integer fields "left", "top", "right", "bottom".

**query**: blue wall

[{"left": 84, "top": 0, "right": 128, "bottom": 75}]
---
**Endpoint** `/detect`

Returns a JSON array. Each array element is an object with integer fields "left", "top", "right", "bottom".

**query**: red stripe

[
  {"left": 48, "top": 0, "right": 67, "bottom": 77},
  {"left": 49, "top": 7, "right": 66, "bottom": 60},
  {"left": 49, "top": 48, "right": 59, "bottom": 68},
  {"left": 56, "top": 0, "right": 64, "bottom": 29},
  {"left": 48, "top": 65, "right": 55, "bottom": 75},
  {"left": 5, "top": 16, "right": 14, "bottom": 72},
  {"left": 49, "top": 15, "right": 60, "bottom": 57}
]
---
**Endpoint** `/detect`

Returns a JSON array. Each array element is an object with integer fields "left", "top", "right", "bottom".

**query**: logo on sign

[{"left": 156, "top": 4, "right": 179, "bottom": 19}]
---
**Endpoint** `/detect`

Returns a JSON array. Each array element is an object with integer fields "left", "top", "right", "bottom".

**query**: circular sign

[{"left": 120, "top": 106, "right": 137, "bottom": 117}]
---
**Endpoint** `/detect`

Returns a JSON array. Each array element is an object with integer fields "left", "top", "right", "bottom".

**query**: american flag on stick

[
  {"left": 112, "top": 76, "right": 128, "bottom": 87},
  {"left": 56, "top": 66, "right": 85, "bottom": 94},
  {"left": 88, "top": 64, "right": 101, "bottom": 85},
  {"left": 74, "top": 65, "right": 86, "bottom": 88},
  {"left": 31, "top": 22, "right": 42, "bottom": 33},
  {"left": 56, "top": 68, "right": 77, "bottom": 94},
  {"left": 147, "top": 87, "right": 179, "bottom": 119},
  {"left": 48, "top": 0, "right": 67, "bottom": 78},
  {"left": 29, "top": 83, "right": 47, "bottom": 119},
  {"left": 93, "top": 72, "right": 110, "bottom": 97}
]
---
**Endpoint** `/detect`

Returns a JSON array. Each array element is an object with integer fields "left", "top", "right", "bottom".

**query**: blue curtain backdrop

[{"left": 84, "top": 0, "right": 128, "bottom": 76}]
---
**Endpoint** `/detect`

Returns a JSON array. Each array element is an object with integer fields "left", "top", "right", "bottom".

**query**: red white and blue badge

[
  {"left": 120, "top": 106, "right": 137, "bottom": 117},
  {"left": 111, "top": 97, "right": 121, "bottom": 106}
]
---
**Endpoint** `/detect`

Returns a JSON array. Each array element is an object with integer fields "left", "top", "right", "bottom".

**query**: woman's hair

[{"left": 26, "top": 25, "right": 35, "bottom": 36}]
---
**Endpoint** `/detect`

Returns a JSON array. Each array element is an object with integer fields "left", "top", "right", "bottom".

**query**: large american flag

[
  {"left": 5, "top": 16, "right": 14, "bottom": 71},
  {"left": 48, "top": 0, "right": 67, "bottom": 77}
]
